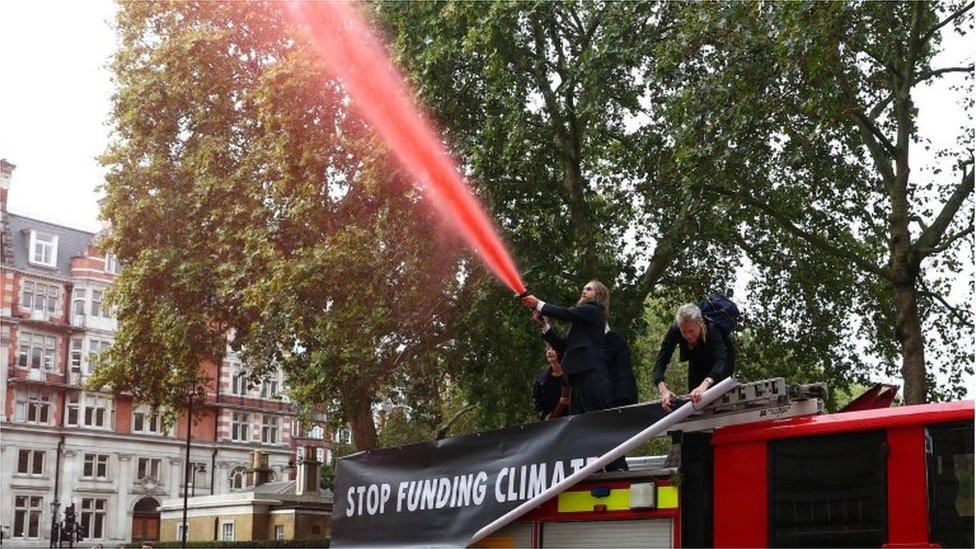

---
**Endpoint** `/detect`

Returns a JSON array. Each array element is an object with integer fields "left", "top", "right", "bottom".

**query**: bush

[{"left": 124, "top": 539, "right": 329, "bottom": 548}]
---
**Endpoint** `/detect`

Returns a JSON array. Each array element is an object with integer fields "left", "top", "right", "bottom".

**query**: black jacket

[
  {"left": 652, "top": 321, "right": 733, "bottom": 391},
  {"left": 539, "top": 300, "right": 607, "bottom": 376},
  {"left": 605, "top": 330, "right": 638, "bottom": 406},
  {"left": 531, "top": 366, "right": 569, "bottom": 420}
]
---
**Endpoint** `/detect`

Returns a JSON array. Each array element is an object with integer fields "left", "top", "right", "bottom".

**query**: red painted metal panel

[
  {"left": 886, "top": 426, "right": 930, "bottom": 546},
  {"left": 714, "top": 440, "right": 767, "bottom": 548},
  {"left": 712, "top": 401, "right": 974, "bottom": 446}
]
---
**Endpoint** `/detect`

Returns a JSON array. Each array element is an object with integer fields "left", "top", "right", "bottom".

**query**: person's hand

[
  {"left": 521, "top": 294, "right": 539, "bottom": 309},
  {"left": 690, "top": 381, "right": 710, "bottom": 404},
  {"left": 558, "top": 396, "right": 569, "bottom": 406},
  {"left": 532, "top": 310, "right": 545, "bottom": 324},
  {"left": 659, "top": 384, "right": 676, "bottom": 412}
]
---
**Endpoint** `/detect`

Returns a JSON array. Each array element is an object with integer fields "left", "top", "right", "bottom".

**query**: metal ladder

[{"left": 671, "top": 378, "right": 827, "bottom": 433}]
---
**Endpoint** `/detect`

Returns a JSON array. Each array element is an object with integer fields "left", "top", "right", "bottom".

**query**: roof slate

[{"left": 5, "top": 213, "right": 97, "bottom": 278}]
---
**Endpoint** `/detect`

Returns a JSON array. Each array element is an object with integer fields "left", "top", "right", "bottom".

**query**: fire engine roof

[{"left": 711, "top": 399, "right": 974, "bottom": 446}]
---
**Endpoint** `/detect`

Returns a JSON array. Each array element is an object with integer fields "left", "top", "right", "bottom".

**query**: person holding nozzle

[
  {"left": 522, "top": 281, "right": 609, "bottom": 414},
  {"left": 532, "top": 343, "right": 571, "bottom": 420},
  {"left": 653, "top": 303, "right": 732, "bottom": 412}
]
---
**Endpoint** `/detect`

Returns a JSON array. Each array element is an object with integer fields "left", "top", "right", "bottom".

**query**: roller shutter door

[
  {"left": 541, "top": 519, "right": 672, "bottom": 548},
  {"left": 477, "top": 521, "right": 533, "bottom": 548}
]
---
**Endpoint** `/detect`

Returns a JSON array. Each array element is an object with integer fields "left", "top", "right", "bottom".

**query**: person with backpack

[{"left": 653, "top": 301, "right": 735, "bottom": 412}]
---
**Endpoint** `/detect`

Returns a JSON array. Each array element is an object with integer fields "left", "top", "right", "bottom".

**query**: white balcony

[{"left": 72, "top": 313, "right": 87, "bottom": 327}]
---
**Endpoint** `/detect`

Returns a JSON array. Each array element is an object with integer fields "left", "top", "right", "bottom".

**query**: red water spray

[{"left": 288, "top": 1, "right": 526, "bottom": 296}]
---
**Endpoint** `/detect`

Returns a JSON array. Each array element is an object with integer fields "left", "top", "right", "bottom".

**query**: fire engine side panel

[
  {"left": 885, "top": 426, "right": 930, "bottom": 546},
  {"left": 713, "top": 439, "right": 767, "bottom": 547}
]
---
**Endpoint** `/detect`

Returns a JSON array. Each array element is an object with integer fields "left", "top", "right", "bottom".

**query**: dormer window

[
  {"left": 28, "top": 231, "right": 57, "bottom": 268},
  {"left": 104, "top": 253, "right": 119, "bottom": 274}
]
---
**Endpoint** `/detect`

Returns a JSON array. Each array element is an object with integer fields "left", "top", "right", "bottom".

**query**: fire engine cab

[{"left": 478, "top": 380, "right": 974, "bottom": 548}]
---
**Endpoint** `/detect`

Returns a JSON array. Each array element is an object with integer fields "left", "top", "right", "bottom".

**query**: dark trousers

[{"left": 568, "top": 367, "right": 609, "bottom": 415}]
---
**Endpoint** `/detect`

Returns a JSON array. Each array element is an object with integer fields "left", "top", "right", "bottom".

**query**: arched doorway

[{"left": 131, "top": 497, "right": 160, "bottom": 542}]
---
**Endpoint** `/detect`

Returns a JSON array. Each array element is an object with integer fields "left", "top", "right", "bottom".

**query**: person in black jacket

[
  {"left": 522, "top": 281, "right": 609, "bottom": 414},
  {"left": 653, "top": 303, "right": 732, "bottom": 411},
  {"left": 605, "top": 329, "right": 638, "bottom": 407},
  {"left": 532, "top": 344, "right": 570, "bottom": 420}
]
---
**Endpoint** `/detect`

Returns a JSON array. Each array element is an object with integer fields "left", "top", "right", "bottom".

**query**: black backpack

[{"left": 698, "top": 293, "right": 741, "bottom": 336}]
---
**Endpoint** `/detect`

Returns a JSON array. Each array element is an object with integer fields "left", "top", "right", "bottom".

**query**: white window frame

[
  {"left": 82, "top": 453, "right": 110, "bottom": 479},
  {"left": 261, "top": 415, "right": 280, "bottom": 444},
  {"left": 16, "top": 449, "right": 45, "bottom": 476},
  {"left": 132, "top": 407, "right": 163, "bottom": 435},
  {"left": 274, "top": 524, "right": 285, "bottom": 540},
  {"left": 72, "top": 287, "right": 86, "bottom": 316},
  {"left": 82, "top": 394, "right": 112, "bottom": 429},
  {"left": 229, "top": 467, "right": 248, "bottom": 490},
  {"left": 69, "top": 338, "right": 83, "bottom": 371},
  {"left": 17, "top": 330, "right": 58, "bottom": 371},
  {"left": 104, "top": 253, "right": 119, "bottom": 274},
  {"left": 176, "top": 523, "right": 186, "bottom": 541},
  {"left": 12, "top": 495, "right": 43, "bottom": 538},
  {"left": 90, "top": 289, "right": 104, "bottom": 318},
  {"left": 20, "top": 280, "right": 61, "bottom": 316},
  {"left": 85, "top": 338, "right": 111, "bottom": 374},
  {"left": 221, "top": 521, "right": 235, "bottom": 541},
  {"left": 230, "top": 364, "right": 247, "bottom": 396},
  {"left": 79, "top": 497, "right": 107, "bottom": 540},
  {"left": 66, "top": 393, "right": 80, "bottom": 426},
  {"left": 230, "top": 412, "right": 250, "bottom": 442},
  {"left": 137, "top": 457, "right": 162, "bottom": 481},
  {"left": 28, "top": 231, "right": 58, "bottom": 268},
  {"left": 15, "top": 390, "right": 52, "bottom": 425}
]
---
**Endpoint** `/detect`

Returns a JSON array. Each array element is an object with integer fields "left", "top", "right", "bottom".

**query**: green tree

[
  {"left": 656, "top": 1, "right": 973, "bottom": 402},
  {"left": 95, "top": 0, "right": 464, "bottom": 450},
  {"left": 373, "top": 1, "right": 742, "bottom": 425}
]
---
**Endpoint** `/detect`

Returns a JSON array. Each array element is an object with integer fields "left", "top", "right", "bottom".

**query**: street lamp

[{"left": 48, "top": 500, "right": 60, "bottom": 548}]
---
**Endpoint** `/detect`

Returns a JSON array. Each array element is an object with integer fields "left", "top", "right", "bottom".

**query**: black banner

[{"left": 332, "top": 403, "right": 667, "bottom": 547}]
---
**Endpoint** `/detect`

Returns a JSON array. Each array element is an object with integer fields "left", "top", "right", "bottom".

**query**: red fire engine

[{"left": 478, "top": 382, "right": 974, "bottom": 548}]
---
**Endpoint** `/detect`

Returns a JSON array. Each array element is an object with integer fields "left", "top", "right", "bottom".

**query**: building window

[
  {"left": 15, "top": 390, "right": 52, "bottom": 424},
  {"left": 231, "top": 412, "right": 250, "bottom": 442},
  {"left": 221, "top": 521, "right": 235, "bottom": 542},
  {"left": 274, "top": 524, "right": 285, "bottom": 540},
  {"left": 16, "top": 449, "right": 45, "bottom": 476},
  {"left": 66, "top": 393, "right": 80, "bottom": 426},
  {"left": 262, "top": 415, "right": 280, "bottom": 444},
  {"left": 72, "top": 288, "right": 86, "bottom": 316},
  {"left": 230, "top": 366, "right": 247, "bottom": 396},
  {"left": 83, "top": 395, "right": 112, "bottom": 429},
  {"left": 83, "top": 454, "right": 110, "bottom": 479},
  {"left": 86, "top": 339, "right": 111, "bottom": 374},
  {"left": 334, "top": 426, "right": 352, "bottom": 445},
  {"left": 70, "top": 339, "right": 83, "bottom": 371},
  {"left": 229, "top": 467, "right": 248, "bottom": 490},
  {"left": 176, "top": 523, "right": 185, "bottom": 541},
  {"left": 29, "top": 231, "right": 57, "bottom": 267},
  {"left": 13, "top": 495, "right": 43, "bottom": 538},
  {"left": 104, "top": 253, "right": 119, "bottom": 274},
  {"left": 90, "top": 289, "right": 103, "bottom": 318},
  {"left": 17, "top": 330, "right": 58, "bottom": 370},
  {"left": 260, "top": 375, "right": 280, "bottom": 399},
  {"left": 133, "top": 408, "right": 163, "bottom": 435},
  {"left": 20, "top": 280, "right": 61, "bottom": 315},
  {"left": 137, "top": 458, "right": 162, "bottom": 481},
  {"left": 80, "top": 498, "right": 107, "bottom": 539}
]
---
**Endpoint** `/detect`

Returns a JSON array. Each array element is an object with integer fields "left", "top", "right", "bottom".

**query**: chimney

[
  {"left": 249, "top": 451, "right": 273, "bottom": 488},
  {"left": 295, "top": 446, "right": 321, "bottom": 496},
  {"left": 0, "top": 159, "right": 16, "bottom": 265}
]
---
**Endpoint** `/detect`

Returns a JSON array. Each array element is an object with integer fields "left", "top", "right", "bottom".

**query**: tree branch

[
  {"left": 918, "top": 281, "right": 970, "bottom": 326},
  {"left": 919, "top": 226, "right": 974, "bottom": 256},
  {"left": 635, "top": 191, "right": 700, "bottom": 298},
  {"left": 704, "top": 185, "right": 888, "bottom": 279},
  {"left": 915, "top": 65, "right": 974, "bottom": 82},
  {"left": 920, "top": 1, "right": 974, "bottom": 45},
  {"left": 914, "top": 167, "right": 975, "bottom": 254}
]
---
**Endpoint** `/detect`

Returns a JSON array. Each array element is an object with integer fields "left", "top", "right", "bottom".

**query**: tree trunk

[
  {"left": 893, "top": 280, "right": 927, "bottom": 404},
  {"left": 346, "top": 396, "right": 379, "bottom": 450}
]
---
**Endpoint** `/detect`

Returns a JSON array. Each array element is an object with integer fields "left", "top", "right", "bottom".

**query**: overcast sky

[{"left": 1, "top": 1, "right": 971, "bottom": 393}]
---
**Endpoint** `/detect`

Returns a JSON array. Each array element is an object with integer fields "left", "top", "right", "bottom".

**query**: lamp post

[{"left": 48, "top": 501, "right": 60, "bottom": 548}]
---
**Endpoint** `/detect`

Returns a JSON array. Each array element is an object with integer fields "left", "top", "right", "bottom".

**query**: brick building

[{"left": 0, "top": 159, "right": 339, "bottom": 546}]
